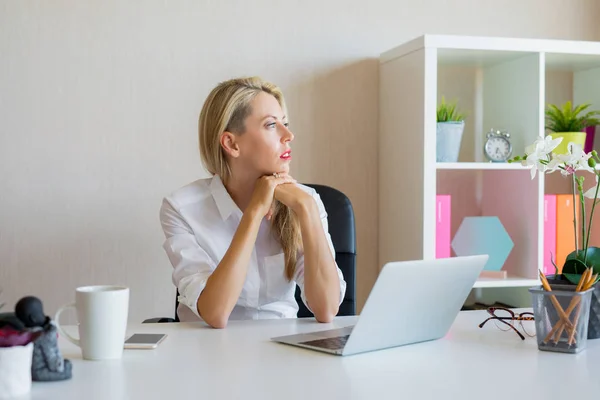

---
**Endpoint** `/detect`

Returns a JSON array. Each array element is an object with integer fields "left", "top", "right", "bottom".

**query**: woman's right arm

[{"left": 196, "top": 208, "right": 262, "bottom": 328}]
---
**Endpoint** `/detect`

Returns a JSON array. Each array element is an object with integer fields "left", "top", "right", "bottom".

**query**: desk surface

[{"left": 32, "top": 309, "right": 599, "bottom": 400}]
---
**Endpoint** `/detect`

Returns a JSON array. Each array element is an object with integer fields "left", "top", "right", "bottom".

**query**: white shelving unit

[
  {"left": 378, "top": 34, "right": 600, "bottom": 303},
  {"left": 436, "top": 162, "right": 528, "bottom": 170}
]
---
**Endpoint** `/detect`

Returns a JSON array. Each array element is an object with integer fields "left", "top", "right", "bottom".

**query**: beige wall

[{"left": 1, "top": 0, "right": 599, "bottom": 322}]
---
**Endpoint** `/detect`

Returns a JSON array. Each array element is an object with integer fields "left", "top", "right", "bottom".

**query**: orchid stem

[
  {"left": 573, "top": 174, "right": 579, "bottom": 257},
  {"left": 579, "top": 177, "right": 586, "bottom": 262},
  {"left": 584, "top": 171, "right": 600, "bottom": 263}
]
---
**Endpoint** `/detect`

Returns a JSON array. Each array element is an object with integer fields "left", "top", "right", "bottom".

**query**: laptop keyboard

[{"left": 299, "top": 335, "right": 350, "bottom": 350}]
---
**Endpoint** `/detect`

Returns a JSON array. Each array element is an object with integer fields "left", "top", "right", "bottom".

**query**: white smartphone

[{"left": 123, "top": 333, "right": 167, "bottom": 349}]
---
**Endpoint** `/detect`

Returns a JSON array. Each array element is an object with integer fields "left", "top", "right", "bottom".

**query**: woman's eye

[{"left": 265, "top": 121, "right": 289, "bottom": 129}]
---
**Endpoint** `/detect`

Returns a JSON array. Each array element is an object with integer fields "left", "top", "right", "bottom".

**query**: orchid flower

[
  {"left": 520, "top": 135, "right": 562, "bottom": 178},
  {"left": 510, "top": 134, "right": 600, "bottom": 274},
  {"left": 584, "top": 184, "right": 599, "bottom": 199},
  {"left": 552, "top": 142, "right": 594, "bottom": 176},
  {"left": 584, "top": 173, "right": 600, "bottom": 199}
]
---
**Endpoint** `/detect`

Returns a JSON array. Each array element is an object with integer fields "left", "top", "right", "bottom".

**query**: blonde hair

[{"left": 198, "top": 76, "right": 302, "bottom": 281}]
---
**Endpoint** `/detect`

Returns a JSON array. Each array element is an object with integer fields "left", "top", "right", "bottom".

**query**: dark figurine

[{"left": 15, "top": 296, "right": 72, "bottom": 381}]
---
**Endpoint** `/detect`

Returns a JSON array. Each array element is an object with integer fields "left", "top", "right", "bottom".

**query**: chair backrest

[
  {"left": 295, "top": 184, "right": 356, "bottom": 317},
  {"left": 171, "top": 183, "right": 357, "bottom": 320}
]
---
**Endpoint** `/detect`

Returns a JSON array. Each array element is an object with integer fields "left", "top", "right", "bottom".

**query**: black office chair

[{"left": 143, "top": 184, "right": 356, "bottom": 323}]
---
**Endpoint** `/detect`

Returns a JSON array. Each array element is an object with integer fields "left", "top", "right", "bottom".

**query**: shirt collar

[{"left": 210, "top": 175, "right": 241, "bottom": 221}]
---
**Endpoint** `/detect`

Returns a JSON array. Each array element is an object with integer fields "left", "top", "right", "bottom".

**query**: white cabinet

[{"left": 378, "top": 35, "right": 600, "bottom": 294}]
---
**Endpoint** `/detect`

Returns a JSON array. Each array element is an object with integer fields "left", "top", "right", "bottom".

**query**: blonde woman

[{"left": 159, "top": 77, "right": 346, "bottom": 328}]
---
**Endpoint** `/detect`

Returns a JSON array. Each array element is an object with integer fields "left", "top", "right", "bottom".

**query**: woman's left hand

[{"left": 273, "top": 176, "right": 314, "bottom": 214}]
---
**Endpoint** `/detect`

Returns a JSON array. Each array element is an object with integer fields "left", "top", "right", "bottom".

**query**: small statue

[{"left": 14, "top": 296, "right": 72, "bottom": 382}]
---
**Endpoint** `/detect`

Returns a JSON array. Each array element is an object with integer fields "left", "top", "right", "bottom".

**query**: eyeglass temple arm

[{"left": 478, "top": 316, "right": 526, "bottom": 341}]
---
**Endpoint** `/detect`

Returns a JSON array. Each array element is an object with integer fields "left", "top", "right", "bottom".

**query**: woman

[{"left": 159, "top": 76, "right": 346, "bottom": 328}]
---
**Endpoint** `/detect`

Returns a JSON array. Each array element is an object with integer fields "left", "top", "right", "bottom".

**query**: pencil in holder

[{"left": 529, "top": 285, "right": 594, "bottom": 354}]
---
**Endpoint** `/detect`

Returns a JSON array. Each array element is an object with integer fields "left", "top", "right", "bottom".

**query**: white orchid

[
  {"left": 552, "top": 142, "right": 594, "bottom": 176},
  {"left": 515, "top": 135, "right": 596, "bottom": 178},
  {"left": 584, "top": 185, "right": 599, "bottom": 199},
  {"left": 525, "top": 134, "right": 563, "bottom": 156},
  {"left": 584, "top": 173, "right": 600, "bottom": 199},
  {"left": 520, "top": 135, "right": 563, "bottom": 178},
  {"left": 510, "top": 135, "right": 600, "bottom": 273}
]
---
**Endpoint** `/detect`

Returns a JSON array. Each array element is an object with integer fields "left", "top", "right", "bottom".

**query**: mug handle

[{"left": 54, "top": 302, "right": 80, "bottom": 347}]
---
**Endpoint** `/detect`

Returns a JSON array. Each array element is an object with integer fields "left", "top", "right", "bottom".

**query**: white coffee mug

[{"left": 55, "top": 285, "right": 129, "bottom": 360}]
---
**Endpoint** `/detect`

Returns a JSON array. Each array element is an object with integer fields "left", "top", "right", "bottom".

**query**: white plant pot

[
  {"left": 436, "top": 121, "right": 465, "bottom": 162},
  {"left": 0, "top": 343, "right": 33, "bottom": 399}
]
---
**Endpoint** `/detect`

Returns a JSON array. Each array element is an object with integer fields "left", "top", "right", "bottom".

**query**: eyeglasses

[{"left": 478, "top": 307, "right": 536, "bottom": 340}]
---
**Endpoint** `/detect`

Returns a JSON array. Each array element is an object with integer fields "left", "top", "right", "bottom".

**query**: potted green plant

[
  {"left": 436, "top": 96, "right": 466, "bottom": 162},
  {"left": 510, "top": 136, "right": 600, "bottom": 340},
  {"left": 545, "top": 101, "right": 600, "bottom": 155}
]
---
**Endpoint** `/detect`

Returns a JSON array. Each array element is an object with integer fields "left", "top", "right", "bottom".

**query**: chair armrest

[{"left": 142, "top": 317, "right": 176, "bottom": 323}]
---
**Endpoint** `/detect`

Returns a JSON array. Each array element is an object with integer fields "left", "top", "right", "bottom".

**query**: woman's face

[{"left": 227, "top": 91, "right": 294, "bottom": 176}]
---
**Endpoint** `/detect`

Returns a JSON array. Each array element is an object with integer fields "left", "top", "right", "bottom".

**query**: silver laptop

[{"left": 271, "top": 254, "right": 488, "bottom": 356}]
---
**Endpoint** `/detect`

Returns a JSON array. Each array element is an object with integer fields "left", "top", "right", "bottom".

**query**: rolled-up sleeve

[
  {"left": 294, "top": 190, "right": 347, "bottom": 312},
  {"left": 159, "top": 198, "right": 216, "bottom": 320}
]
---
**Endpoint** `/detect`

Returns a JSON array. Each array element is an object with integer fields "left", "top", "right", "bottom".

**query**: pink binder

[
  {"left": 544, "top": 194, "right": 557, "bottom": 275},
  {"left": 436, "top": 195, "right": 451, "bottom": 258}
]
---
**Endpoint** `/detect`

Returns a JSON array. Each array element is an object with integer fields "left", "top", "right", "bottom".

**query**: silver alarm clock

[{"left": 484, "top": 129, "right": 512, "bottom": 162}]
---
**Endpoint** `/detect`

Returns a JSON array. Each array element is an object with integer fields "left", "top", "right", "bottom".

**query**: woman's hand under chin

[{"left": 273, "top": 177, "right": 316, "bottom": 216}]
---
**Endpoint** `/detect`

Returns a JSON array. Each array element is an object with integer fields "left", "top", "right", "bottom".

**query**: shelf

[
  {"left": 436, "top": 162, "right": 528, "bottom": 170},
  {"left": 379, "top": 34, "right": 600, "bottom": 297},
  {"left": 436, "top": 48, "right": 529, "bottom": 68},
  {"left": 380, "top": 34, "right": 600, "bottom": 64},
  {"left": 473, "top": 275, "right": 540, "bottom": 289},
  {"left": 546, "top": 53, "right": 600, "bottom": 72}
]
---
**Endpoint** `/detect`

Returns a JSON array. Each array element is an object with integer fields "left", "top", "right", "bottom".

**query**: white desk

[{"left": 30, "top": 309, "right": 600, "bottom": 400}]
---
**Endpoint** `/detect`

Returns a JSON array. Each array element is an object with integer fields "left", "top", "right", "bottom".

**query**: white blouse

[{"left": 159, "top": 174, "right": 347, "bottom": 322}]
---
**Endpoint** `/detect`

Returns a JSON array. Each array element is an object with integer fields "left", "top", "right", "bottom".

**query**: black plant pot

[{"left": 545, "top": 274, "right": 600, "bottom": 340}]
